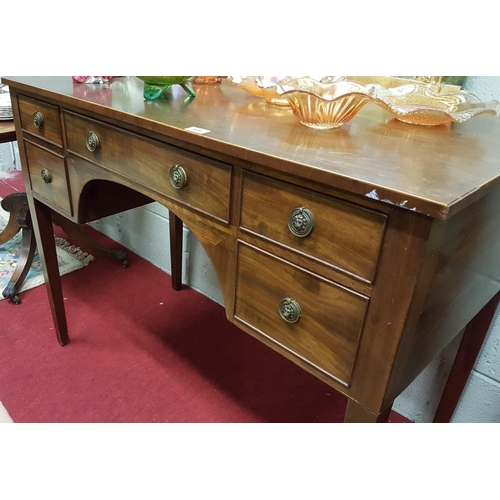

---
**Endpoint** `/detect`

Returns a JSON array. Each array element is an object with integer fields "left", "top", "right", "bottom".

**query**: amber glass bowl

[{"left": 276, "top": 77, "right": 374, "bottom": 129}]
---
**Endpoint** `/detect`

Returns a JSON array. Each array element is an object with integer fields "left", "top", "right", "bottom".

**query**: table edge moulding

[{"left": 4, "top": 76, "right": 500, "bottom": 423}]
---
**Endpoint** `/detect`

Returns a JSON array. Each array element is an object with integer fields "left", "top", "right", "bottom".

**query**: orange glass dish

[
  {"left": 227, "top": 76, "right": 291, "bottom": 106},
  {"left": 275, "top": 77, "right": 374, "bottom": 129},
  {"left": 369, "top": 84, "right": 500, "bottom": 126}
]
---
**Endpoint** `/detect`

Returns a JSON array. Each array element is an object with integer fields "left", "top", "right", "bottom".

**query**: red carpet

[{"left": 0, "top": 171, "right": 411, "bottom": 423}]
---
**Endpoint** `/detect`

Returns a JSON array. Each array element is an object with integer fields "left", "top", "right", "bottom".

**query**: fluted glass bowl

[
  {"left": 368, "top": 83, "right": 500, "bottom": 126},
  {"left": 136, "top": 76, "right": 196, "bottom": 100},
  {"left": 275, "top": 77, "right": 374, "bottom": 129},
  {"left": 227, "top": 76, "right": 291, "bottom": 105}
]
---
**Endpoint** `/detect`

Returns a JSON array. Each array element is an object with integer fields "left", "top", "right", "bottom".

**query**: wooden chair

[{"left": 0, "top": 190, "right": 130, "bottom": 303}]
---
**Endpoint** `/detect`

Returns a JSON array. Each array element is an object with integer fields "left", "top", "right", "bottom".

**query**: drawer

[
  {"left": 25, "top": 141, "right": 72, "bottom": 215},
  {"left": 234, "top": 243, "right": 369, "bottom": 386},
  {"left": 18, "top": 95, "right": 63, "bottom": 147},
  {"left": 64, "top": 111, "right": 232, "bottom": 222},
  {"left": 240, "top": 171, "right": 387, "bottom": 283}
]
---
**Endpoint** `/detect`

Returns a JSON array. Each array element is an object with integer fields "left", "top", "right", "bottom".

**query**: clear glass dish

[
  {"left": 275, "top": 77, "right": 374, "bottom": 129},
  {"left": 347, "top": 76, "right": 461, "bottom": 94},
  {"left": 369, "top": 84, "right": 500, "bottom": 126}
]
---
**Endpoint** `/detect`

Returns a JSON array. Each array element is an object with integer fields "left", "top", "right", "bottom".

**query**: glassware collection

[
  {"left": 130, "top": 76, "right": 500, "bottom": 129},
  {"left": 228, "top": 76, "right": 500, "bottom": 129}
]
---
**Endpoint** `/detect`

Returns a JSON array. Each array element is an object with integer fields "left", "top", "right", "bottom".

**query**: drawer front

[
  {"left": 18, "top": 95, "right": 63, "bottom": 147},
  {"left": 240, "top": 172, "right": 387, "bottom": 282},
  {"left": 64, "top": 111, "right": 232, "bottom": 222},
  {"left": 25, "top": 141, "right": 72, "bottom": 215},
  {"left": 234, "top": 243, "right": 368, "bottom": 386}
]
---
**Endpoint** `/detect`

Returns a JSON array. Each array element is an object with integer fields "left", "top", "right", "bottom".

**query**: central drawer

[
  {"left": 234, "top": 243, "right": 369, "bottom": 386},
  {"left": 64, "top": 111, "right": 232, "bottom": 222}
]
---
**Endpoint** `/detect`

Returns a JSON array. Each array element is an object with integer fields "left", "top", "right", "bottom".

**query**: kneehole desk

[{"left": 5, "top": 76, "right": 500, "bottom": 422}]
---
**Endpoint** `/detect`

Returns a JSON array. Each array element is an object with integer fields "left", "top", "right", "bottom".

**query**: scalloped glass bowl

[
  {"left": 227, "top": 76, "right": 291, "bottom": 105},
  {"left": 275, "top": 77, "right": 374, "bottom": 129},
  {"left": 368, "top": 83, "right": 500, "bottom": 126},
  {"left": 137, "top": 76, "right": 196, "bottom": 100}
]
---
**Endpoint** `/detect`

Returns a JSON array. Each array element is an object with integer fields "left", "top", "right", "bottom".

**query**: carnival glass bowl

[
  {"left": 227, "top": 76, "right": 291, "bottom": 105},
  {"left": 369, "top": 84, "right": 500, "bottom": 126},
  {"left": 275, "top": 77, "right": 374, "bottom": 130},
  {"left": 136, "top": 76, "right": 196, "bottom": 100}
]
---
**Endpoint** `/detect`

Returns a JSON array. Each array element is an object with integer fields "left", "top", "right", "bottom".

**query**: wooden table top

[{"left": 4, "top": 76, "right": 500, "bottom": 220}]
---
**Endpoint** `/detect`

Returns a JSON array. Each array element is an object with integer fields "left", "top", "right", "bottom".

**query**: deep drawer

[
  {"left": 25, "top": 141, "right": 72, "bottom": 215},
  {"left": 18, "top": 95, "right": 63, "bottom": 147},
  {"left": 64, "top": 111, "right": 232, "bottom": 222},
  {"left": 240, "top": 171, "right": 387, "bottom": 283},
  {"left": 234, "top": 243, "right": 369, "bottom": 386}
]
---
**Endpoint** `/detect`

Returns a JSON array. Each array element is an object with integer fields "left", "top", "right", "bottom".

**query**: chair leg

[
  {"left": 2, "top": 225, "right": 36, "bottom": 304},
  {"left": 0, "top": 193, "right": 26, "bottom": 245},
  {"left": 1, "top": 193, "right": 37, "bottom": 304}
]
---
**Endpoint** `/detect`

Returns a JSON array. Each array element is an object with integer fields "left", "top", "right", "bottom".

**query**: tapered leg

[
  {"left": 30, "top": 198, "right": 69, "bottom": 346},
  {"left": 434, "top": 291, "right": 500, "bottom": 423},
  {"left": 344, "top": 400, "right": 392, "bottom": 423},
  {"left": 169, "top": 210, "right": 183, "bottom": 291}
]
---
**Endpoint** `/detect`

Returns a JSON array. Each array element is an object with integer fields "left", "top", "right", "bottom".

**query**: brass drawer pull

[
  {"left": 86, "top": 131, "right": 100, "bottom": 152},
  {"left": 41, "top": 168, "right": 52, "bottom": 184},
  {"left": 279, "top": 298, "right": 302, "bottom": 324},
  {"left": 170, "top": 165, "right": 187, "bottom": 189},
  {"left": 288, "top": 207, "right": 315, "bottom": 237},
  {"left": 33, "top": 111, "right": 44, "bottom": 129}
]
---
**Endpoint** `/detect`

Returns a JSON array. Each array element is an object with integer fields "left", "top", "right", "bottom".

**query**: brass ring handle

[
  {"left": 33, "top": 111, "right": 44, "bottom": 129},
  {"left": 278, "top": 298, "right": 302, "bottom": 324},
  {"left": 288, "top": 207, "right": 315, "bottom": 238},
  {"left": 41, "top": 168, "right": 52, "bottom": 184},
  {"left": 169, "top": 165, "right": 187, "bottom": 189},
  {"left": 86, "top": 131, "right": 100, "bottom": 152}
]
